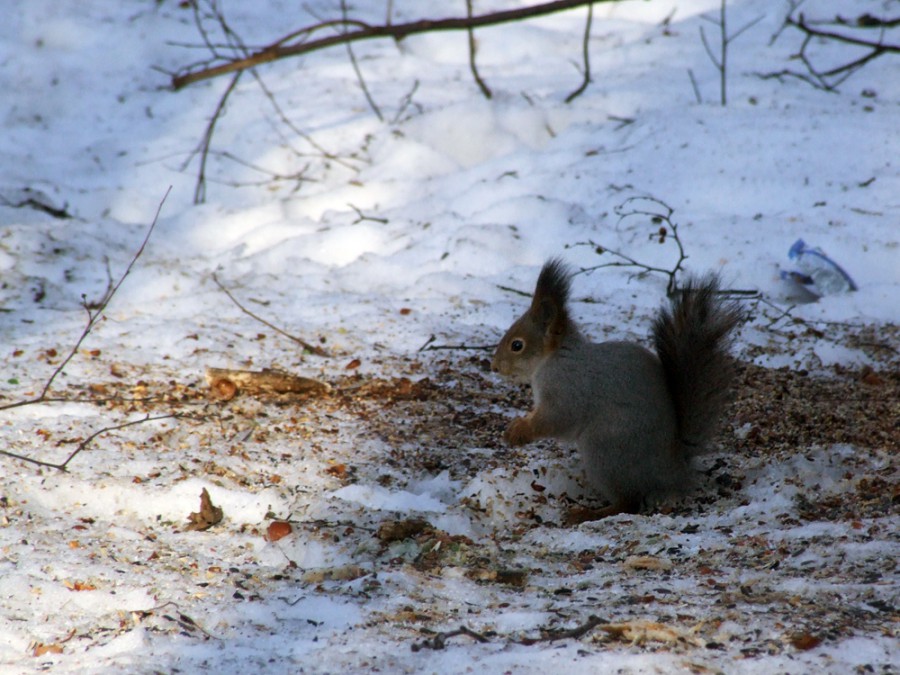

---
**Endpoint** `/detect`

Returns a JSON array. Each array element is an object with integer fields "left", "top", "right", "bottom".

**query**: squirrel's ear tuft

[
  {"left": 531, "top": 258, "right": 572, "bottom": 310},
  {"left": 531, "top": 257, "right": 573, "bottom": 339}
]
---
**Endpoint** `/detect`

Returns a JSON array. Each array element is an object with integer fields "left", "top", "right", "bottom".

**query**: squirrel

[{"left": 491, "top": 258, "right": 741, "bottom": 521}]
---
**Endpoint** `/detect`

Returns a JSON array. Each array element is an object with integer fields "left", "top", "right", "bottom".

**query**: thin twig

[
  {"left": 699, "top": 2, "right": 764, "bottom": 106},
  {"left": 411, "top": 625, "right": 491, "bottom": 652},
  {"left": 565, "top": 1, "right": 594, "bottom": 103},
  {"left": 570, "top": 196, "right": 688, "bottom": 296},
  {"left": 341, "top": 0, "right": 384, "bottom": 120},
  {"left": 761, "top": 11, "right": 897, "bottom": 90},
  {"left": 187, "top": 72, "right": 242, "bottom": 204},
  {"left": 348, "top": 203, "right": 388, "bottom": 224},
  {"left": 466, "top": 0, "right": 492, "bottom": 99},
  {"left": 517, "top": 615, "right": 610, "bottom": 645},
  {"left": 0, "top": 414, "right": 179, "bottom": 471},
  {"left": 390, "top": 79, "right": 421, "bottom": 125},
  {"left": 0, "top": 187, "right": 171, "bottom": 412},
  {"left": 687, "top": 68, "right": 703, "bottom": 103},
  {"left": 418, "top": 338, "right": 495, "bottom": 352},
  {"left": 246, "top": 69, "right": 362, "bottom": 173},
  {"left": 211, "top": 273, "right": 329, "bottom": 356}
]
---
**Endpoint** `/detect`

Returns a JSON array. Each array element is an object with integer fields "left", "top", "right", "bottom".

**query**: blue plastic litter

[{"left": 780, "top": 238, "right": 857, "bottom": 297}]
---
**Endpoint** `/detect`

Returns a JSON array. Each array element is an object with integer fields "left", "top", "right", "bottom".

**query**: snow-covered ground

[{"left": 1, "top": 0, "right": 897, "bottom": 672}]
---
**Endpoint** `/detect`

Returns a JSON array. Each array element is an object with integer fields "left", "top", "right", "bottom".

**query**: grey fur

[{"left": 493, "top": 260, "right": 741, "bottom": 514}]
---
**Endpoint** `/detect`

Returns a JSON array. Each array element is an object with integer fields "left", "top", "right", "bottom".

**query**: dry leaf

[
  {"left": 32, "top": 643, "right": 64, "bottom": 657},
  {"left": 324, "top": 463, "right": 348, "bottom": 479},
  {"left": 64, "top": 580, "right": 97, "bottom": 592},
  {"left": 185, "top": 488, "right": 223, "bottom": 531},
  {"left": 789, "top": 631, "right": 823, "bottom": 651},
  {"left": 266, "top": 521, "right": 292, "bottom": 542}
]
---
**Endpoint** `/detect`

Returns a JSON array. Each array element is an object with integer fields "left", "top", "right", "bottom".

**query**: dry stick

[
  {"left": 186, "top": 71, "right": 242, "bottom": 204},
  {"left": 699, "top": 2, "right": 764, "bottom": 106},
  {"left": 210, "top": 273, "right": 329, "bottom": 356},
  {"left": 0, "top": 414, "right": 179, "bottom": 472},
  {"left": 247, "top": 69, "right": 360, "bottom": 173},
  {"left": 171, "top": 0, "right": 620, "bottom": 90},
  {"left": 687, "top": 68, "right": 703, "bottom": 103},
  {"left": 0, "top": 187, "right": 172, "bottom": 413},
  {"left": 341, "top": 0, "right": 384, "bottom": 120},
  {"left": 411, "top": 625, "right": 490, "bottom": 652},
  {"left": 520, "top": 615, "right": 608, "bottom": 644},
  {"left": 565, "top": 1, "right": 594, "bottom": 103},
  {"left": 465, "top": 0, "right": 492, "bottom": 99},
  {"left": 417, "top": 334, "right": 494, "bottom": 352}
]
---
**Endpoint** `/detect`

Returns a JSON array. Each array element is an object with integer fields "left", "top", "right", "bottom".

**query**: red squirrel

[{"left": 491, "top": 259, "right": 741, "bottom": 520}]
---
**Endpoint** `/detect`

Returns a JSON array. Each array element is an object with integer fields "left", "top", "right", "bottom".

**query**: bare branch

[
  {"left": 762, "top": 11, "right": 899, "bottom": 91},
  {"left": 565, "top": 2, "right": 594, "bottom": 103},
  {"left": 211, "top": 273, "right": 329, "bottom": 357},
  {"left": 341, "top": 0, "right": 384, "bottom": 120},
  {"left": 569, "top": 197, "right": 688, "bottom": 296},
  {"left": 171, "top": 0, "right": 620, "bottom": 90},
  {"left": 466, "top": 0, "right": 492, "bottom": 99},
  {"left": 0, "top": 187, "right": 170, "bottom": 412},
  {"left": 0, "top": 414, "right": 179, "bottom": 472},
  {"left": 411, "top": 625, "right": 490, "bottom": 652},
  {"left": 184, "top": 71, "right": 242, "bottom": 204}
]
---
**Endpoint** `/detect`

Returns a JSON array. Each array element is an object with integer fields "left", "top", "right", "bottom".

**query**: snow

[{"left": 1, "top": 0, "right": 898, "bottom": 673}]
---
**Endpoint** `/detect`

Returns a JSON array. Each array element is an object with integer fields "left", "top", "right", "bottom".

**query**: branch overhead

[{"left": 172, "top": 0, "right": 613, "bottom": 90}]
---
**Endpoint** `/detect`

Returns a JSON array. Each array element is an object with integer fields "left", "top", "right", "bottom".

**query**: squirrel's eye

[{"left": 510, "top": 339, "right": 525, "bottom": 353}]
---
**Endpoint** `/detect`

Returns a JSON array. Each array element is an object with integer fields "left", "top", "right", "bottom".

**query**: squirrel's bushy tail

[{"left": 652, "top": 275, "right": 741, "bottom": 456}]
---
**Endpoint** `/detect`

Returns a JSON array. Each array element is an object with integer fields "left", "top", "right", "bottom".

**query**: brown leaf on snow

[
  {"left": 789, "top": 631, "right": 823, "bottom": 651},
  {"left": 184, "top": 488, "right": 224, "bottom": 531},
  {"left": 266, "top": 521, "right": 292, "bottom": 542},
  {"left": 31, "top": 629, "right": 75, "bottom": 657},
  {"left": 324, "top": 463, "right": 349, "bottom": 479},
  {"left": 63, "top": 580, "right": 97, "bottom": 592},
  {"left": 32, "top": 643, "right": 64, "bottom": 657}
]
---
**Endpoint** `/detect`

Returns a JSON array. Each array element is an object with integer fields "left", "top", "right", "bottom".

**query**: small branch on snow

[
  {"left": 0, "top": 414, "right": 179, "bottom": 472},
  {"left": 183, "top": 71, "right": 242, "bottom": 205},
  {"left": 568, "top": 196, "right": 689, "bottom": 297},
  {"left": 565, "top": 1, "right": 594, "bottom": 103},
  {"left": 211, "top": 273, "right": 329, "bottom": 357},
  {"left": 341, "top": 0, "right": 384, "bottom": 120},
  {"left": 520, "top": 614, "right": 608, "bottom": 644},
  {"left": 466, "top": 0, "right": 492, "bottom": 99},
  {"left": 411, "top": 625, "right": 491, "bottom": 651},
  {"left": 699, "top": 1, "right": 764, "bottom": 106},
  {"left": 417, "top": 335, "right": 495, "bottom": 352},
  {"left": 0, "top": 187, "right": 170, "bottom": 412},
  {"left": 348, "top": 203, "right": 388, "bottom": 224}
]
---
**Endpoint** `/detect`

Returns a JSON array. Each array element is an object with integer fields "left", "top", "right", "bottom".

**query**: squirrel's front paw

[{"left": 504, "top": 417, "right": 533, "bottom": 446}]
